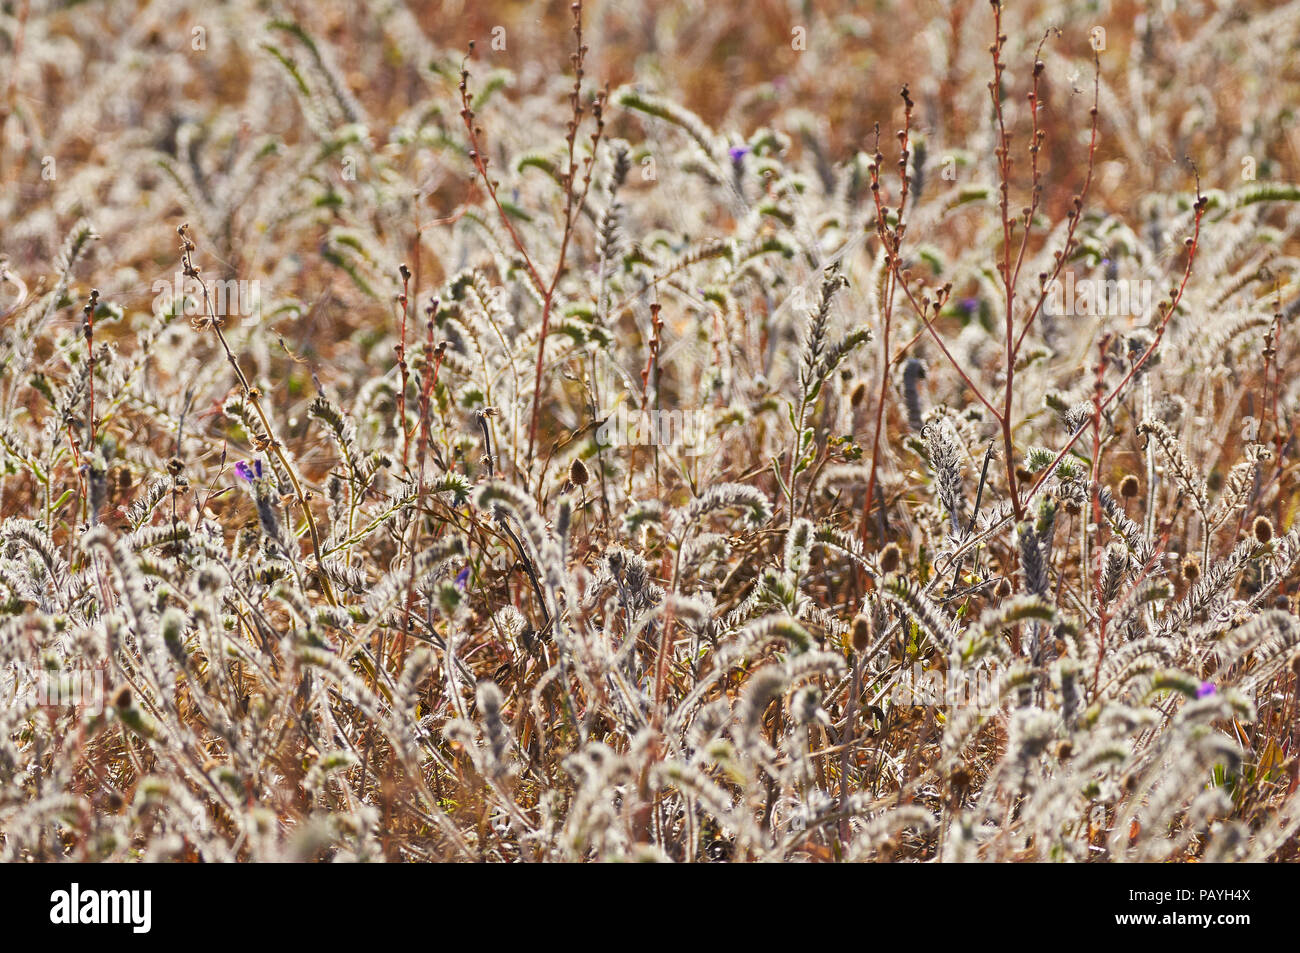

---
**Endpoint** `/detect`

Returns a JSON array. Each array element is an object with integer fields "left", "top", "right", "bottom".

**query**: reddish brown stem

[
  {"left": 1023, "top": 194, "right": 1208, "bottom": 510},
  {"left": 458, "top": 4, "right": 605, "bottom": 481}
]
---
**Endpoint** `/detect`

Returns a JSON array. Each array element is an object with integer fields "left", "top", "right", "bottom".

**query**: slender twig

[
  {"left": 458, "top": 3, "right": 607, "bottom": 478},
  {"left": 178, "top": 224, "right": 338, "bottom": 607}
]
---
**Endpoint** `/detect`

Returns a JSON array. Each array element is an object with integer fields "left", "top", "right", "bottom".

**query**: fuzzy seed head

[
  {"left": 850, "top": 613, "right": 872, "bottom": 653},
  {"left": 1254, "top": 516, "right": 1275, "bottom": 544}
]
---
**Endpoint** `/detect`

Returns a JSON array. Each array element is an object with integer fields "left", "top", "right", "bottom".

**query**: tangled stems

[
  {"left": 864, "top": 7, "right": 1103, "bottom": 537},
  {"left": 1022, "top": 190, "right": 1209, "bottom": 515},
  {"left": 178, "top": 224, "right": 339, "bottom": 608},
  {"left": 458, "top": 2, "right": 605, "bottom": 479}
]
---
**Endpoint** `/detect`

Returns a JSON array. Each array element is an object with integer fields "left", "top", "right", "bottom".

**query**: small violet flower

[
  {"left": 1197, "top": 681, "right": 1216, "bottom": 698},
  {"left": 728, "top": 145, "right": 749, "bottom": 163},
  {"left": 234, "top": 459, "right": 263, "bottom": 482},
  {"left": 455, "top": 566, "right": 470, "bottom": 590}
]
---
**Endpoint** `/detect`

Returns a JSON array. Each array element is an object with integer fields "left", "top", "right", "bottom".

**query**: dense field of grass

[{"left": 2, "top": 0, "right": 1300, "bottom": 861}]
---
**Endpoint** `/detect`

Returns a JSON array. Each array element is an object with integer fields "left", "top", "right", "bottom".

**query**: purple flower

[
  {"left": 1197, "top": 681, "right": 1217, "bottom": 698},
  {"left": 728, "top": 145, "right": 749, "bottom": 163},
  {"left": 959, "top": 297, "right": 978, "bottom": 314},
  {"left": 234, "top": 459, "right": 263, "bottom": 482},
  {"left": 455, "top": 566, "right": 470, "bottom": 590}
]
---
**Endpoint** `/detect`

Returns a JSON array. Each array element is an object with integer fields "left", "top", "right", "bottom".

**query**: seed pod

[
  {"left": 1254, "top": 516, "right": 1274, "bottom": 544},
  {"left": 850, "top": 613, "right": 872, "bottom": 653}
]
